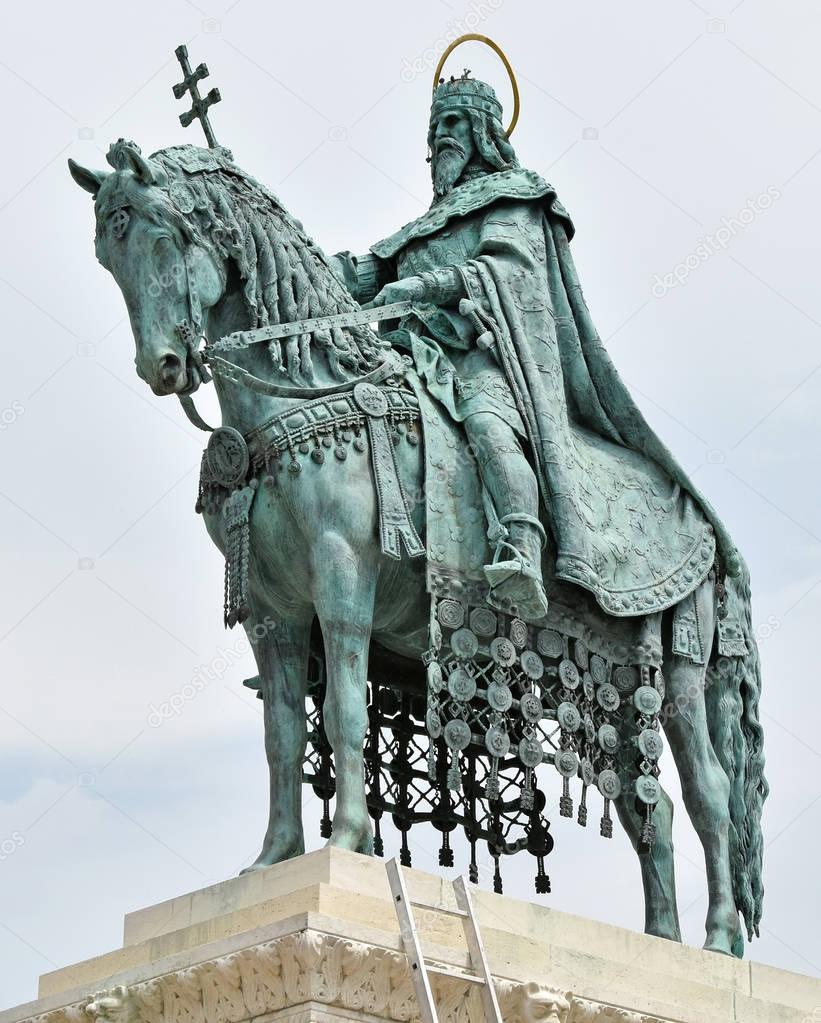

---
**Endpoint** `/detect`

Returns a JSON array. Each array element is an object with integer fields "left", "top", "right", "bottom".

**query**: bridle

[{"left": 172, "top": 246, "right": 415, "bottom": 433}]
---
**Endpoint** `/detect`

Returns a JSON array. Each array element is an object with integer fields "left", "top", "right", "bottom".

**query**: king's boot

[{"left": 484, "top": 513, "right": 548, "bottom": 622}]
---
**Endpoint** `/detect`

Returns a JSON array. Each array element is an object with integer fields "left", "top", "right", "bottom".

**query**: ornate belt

[{"left": 198, "top": 383, "right": 424, "bottom": 627}]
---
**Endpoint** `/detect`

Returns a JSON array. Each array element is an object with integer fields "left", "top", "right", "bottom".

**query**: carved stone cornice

[{"left": 26, "top": 930, "right": 676, "bottom": 1023}]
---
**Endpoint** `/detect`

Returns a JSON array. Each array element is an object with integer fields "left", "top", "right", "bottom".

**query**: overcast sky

[{"left": 2, "top": 0, "right": 820, "bottom": 1009}]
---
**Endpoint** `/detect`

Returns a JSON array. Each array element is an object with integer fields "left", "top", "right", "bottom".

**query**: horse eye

[{"left": 109, "top": 208, "right": 130, "bottom": 240}]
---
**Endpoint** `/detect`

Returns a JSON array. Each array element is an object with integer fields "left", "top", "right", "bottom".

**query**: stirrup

[
  {"left": 498, "top": 512, "right": 547, "bottom": 549},
  {"left": 483, "top": 525, "right": 548, "bottom": 622}
]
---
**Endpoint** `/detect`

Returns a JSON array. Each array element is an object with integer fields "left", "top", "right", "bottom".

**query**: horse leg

[
  {"left": 613, "top": 773, "right": 681, "bottom": 942},
  {"left": 312, "top": 533, "right": 375, "bottom": 855},
  {"left": 662, "top": 582, "right": 741, "bottom": 954},
  {"left": 244, "top": 614, "right": 312, "bottom": 870}
]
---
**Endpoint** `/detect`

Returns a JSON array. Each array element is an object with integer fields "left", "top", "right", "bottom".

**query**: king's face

[
  {"left": 430, "top": 110, "right": 476, "bottom": 198},
  {"left": 432, "top": 110, "right": 474, "bottom": 160}
]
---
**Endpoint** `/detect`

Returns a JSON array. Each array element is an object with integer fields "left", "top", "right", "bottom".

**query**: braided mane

[{"left": 152, "top": 145, "right": 388, "bottom": 383}]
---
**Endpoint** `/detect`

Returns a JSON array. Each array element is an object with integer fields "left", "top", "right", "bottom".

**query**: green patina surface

[{"left": 67, "top": 47, "right": 767, "bottom": 960}]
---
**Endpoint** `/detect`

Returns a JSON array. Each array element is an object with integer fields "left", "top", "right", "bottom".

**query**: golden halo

[{"left": 432, "top": 33, "right": 520, "bottom": 137}]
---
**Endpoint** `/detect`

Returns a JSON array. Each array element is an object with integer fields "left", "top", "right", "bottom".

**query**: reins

[{"left": 175, "top": 288, "right": 415, "bottom": 433}]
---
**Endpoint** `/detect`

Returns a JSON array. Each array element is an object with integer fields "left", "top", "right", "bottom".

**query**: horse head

[{"left": 68, "top": 139, "right": 224, "bottom": 396}]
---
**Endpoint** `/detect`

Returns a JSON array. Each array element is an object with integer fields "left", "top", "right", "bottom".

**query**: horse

[{"left": 68, "top": 139, "right": 765, "bottom": 958}]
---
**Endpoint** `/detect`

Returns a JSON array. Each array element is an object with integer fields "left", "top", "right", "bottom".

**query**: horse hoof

[
  {"left": 240, "top": 839, "right": 304, "bottom": 873},
  {"left": 327, "top": 813, "right": 373, "bottom": 856}
]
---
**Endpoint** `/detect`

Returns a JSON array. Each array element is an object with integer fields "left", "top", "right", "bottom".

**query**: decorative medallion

[
  {"left": 426, "top": 708, "right": 442, "bottom": 739},
  {"left": 448, "top": 666, "right": 476, "bottom": 702},
  {"left": 574, "top": 639, "right": 589, "bottom": 670},
  {"left": 444, "top": 718, "right": 471, "bottom": 751},
  {"left": 509, "top": 617, "right": 528, "bottom": 648},
  {"left": 469, "top": 607, "right": 497, "bottom": 636},
  {"left": 427, "top": 661, "right": 443, "bottom": 693},
  {"left": 451, "top": 627, "right": 479, "bottom": 659},
  {"left": 490, "top": 636, "right": 516, "bottom": 666},
  {"left": 558, "top": 658, "right": 580, "bottom": 689},
  {"left": 520, "top": 650, "right": 544, "bottom": 680},
  {"left": 519, "top": 692, "right": 543, "bottom": 722},
  {"left": 597, "top": 769, "right": 622, "bottom": 799},
  {"left": 554, "top": 749, "right": 578, "bottom": 778},
  {"left": 537, "top": 629, "right": 564, "bottom": 658},
  {"left": 634, "top": 686, "right": 662, "bottom": 716},
  {"left": 590, "top": 654, "right": 607, "bottom": 684},
  {"left": 557, "top": 702, "right": 581, "bottom": 732},
  {"left": 597, "top": 723, "right": 619, "bottom": 754},
  {"left": 437, "top": 598, "right": 464, "bottom": 629},
  {"left": 518, "top": 735, "right": 543, "bottom": 767},
  {"left": 206, "top": 426, "right": 249, "bottom": 487},
  {"left": 170, "top": 181, "right": 196, "bottom": 213},
  {"left": 353, "top": 382, "right": 388, "bottom": 417},
  {"left": 485, "top": 724, "right": 510, "bottom": 757},
  {"left": 613, "top": 665, "right": 639, "bottom": 693},
  {"left": 635, "top": 775, "right": 661, "bottom": 805},
  {"left": 595, "top": 683, "right": 620, "bottom": 713},
  {"left": 638, "top": 729, "right": 664, "bottom": 760},
  {"left": 487, "top": 682, "right": 513, "bottom": 712}
]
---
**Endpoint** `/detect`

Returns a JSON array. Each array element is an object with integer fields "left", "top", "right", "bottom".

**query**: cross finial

[{"left": 172, "top": 44, "right": 221, "bottom": 148}]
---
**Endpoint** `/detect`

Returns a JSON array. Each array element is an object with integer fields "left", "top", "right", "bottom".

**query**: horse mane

[{"left": 150, "top": 145, "right": 388, "bottom": 383}]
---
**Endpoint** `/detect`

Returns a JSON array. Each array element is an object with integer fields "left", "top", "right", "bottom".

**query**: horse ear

[
  {"left": 109, "top": 142, "right": 168, "bottom": 187},
  {"left": 123, "top": 146, "right": 161, "bottom": 185},
  {"left": 68, "top": 159, "right": 108, "bottom": 197}
]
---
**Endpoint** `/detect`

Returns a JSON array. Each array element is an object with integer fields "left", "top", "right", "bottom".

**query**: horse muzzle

[{"left": 143, "top": 348, "right": 199, "bottom": 396}]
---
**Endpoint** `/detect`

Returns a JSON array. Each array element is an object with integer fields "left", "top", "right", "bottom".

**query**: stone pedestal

[{"left": 1, "top": 848, "right": 817, "bottom": 1022}]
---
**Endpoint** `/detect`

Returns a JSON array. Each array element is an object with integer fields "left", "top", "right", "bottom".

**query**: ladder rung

[
  {"left": 410, "top": 899, "right": 469, "bottom": 918},
  {"left": 425, "top": 964, "right": 485, "bottom": 984},
  {"left": 386, "top": 858, "right": 503, "bottom": 1023}
]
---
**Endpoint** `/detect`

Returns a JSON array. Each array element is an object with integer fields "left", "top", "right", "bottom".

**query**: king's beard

[{"left": 432, "top": 141, "right": 470, "bottom": 198}]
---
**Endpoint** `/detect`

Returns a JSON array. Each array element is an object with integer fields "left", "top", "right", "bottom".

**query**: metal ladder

[{"left": 386, "top": 858, "right": 503, "bottom": 1023}]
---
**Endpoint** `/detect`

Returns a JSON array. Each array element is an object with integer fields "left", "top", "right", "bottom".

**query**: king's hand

[{"left": 370, "top": 276, "right": 428, "bottom": 307}]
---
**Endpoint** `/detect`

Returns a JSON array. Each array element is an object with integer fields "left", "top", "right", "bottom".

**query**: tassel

[
  {"left": 521, "top": 771, "right": 534, "bottom": 812},
  {"left": 559, "top": 776, "right": 573, "bottom": 818},
  {"left": 535, "top": 856, "right": 551, "bottom": 894},
  {"left": 600, "top": 798, "right": 613, "bottom": 838},
  {"left": 438, "top": 830, "right": 454, "bottom": 867},
  {"left": 222, "top": 485, "right": 256, "bottom": 628},
  {"left": 469, "top": 837, "right": 478, "bottom": 883},
  {"left": 320, "top": 797, "right": 332, "bottom": 839},
  {"left": 373, "top": 816, "right": 384, "bottom": 857},
  {"left": 447, "top": 754, "right": 462, "bottom": 792},
  {"left": 400, "top": 829, "right": 412, "bottom": 867},
  {"left": 486, "top": 758, "right": 500, "bottom": 802},
  {"left": 493, "top": 853, "right": 503, "bottom": 894},
  {"left": 641, "top": 806, "right": 656, "bottom": 849},
  {"left": 577, "top": 784, "right": 588, "bottom": 827}
]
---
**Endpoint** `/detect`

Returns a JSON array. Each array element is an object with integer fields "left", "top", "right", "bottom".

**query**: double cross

[{"left": 173, "top": 44, "right": 221, "bottom": 148}]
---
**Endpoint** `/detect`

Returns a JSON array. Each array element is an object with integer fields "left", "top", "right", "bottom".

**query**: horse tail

[{"left": 705, "top": 558, "right": 768, "bottom": 941}]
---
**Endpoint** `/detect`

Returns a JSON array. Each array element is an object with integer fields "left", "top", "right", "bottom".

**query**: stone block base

[{"left": 1, "top": 848, "right": 817, "bottom": 1023}]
